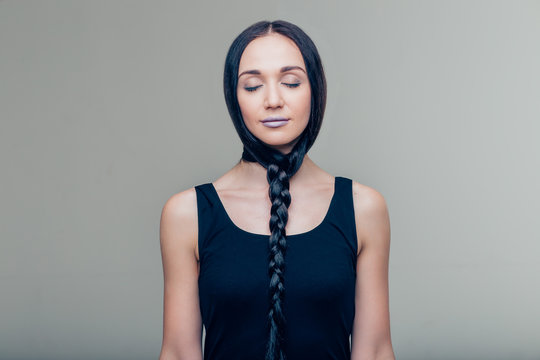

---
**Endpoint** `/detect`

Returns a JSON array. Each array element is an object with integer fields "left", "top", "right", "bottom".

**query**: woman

[{"left": 159, "top": 20, "right": 395, "bottom": 360}]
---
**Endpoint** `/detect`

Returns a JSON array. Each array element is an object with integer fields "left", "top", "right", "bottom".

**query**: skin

[{"left": 159, "top": 33, "right": 395, "bottom": 360}]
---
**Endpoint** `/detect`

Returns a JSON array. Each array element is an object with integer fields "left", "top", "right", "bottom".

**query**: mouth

[
  {"left": 261, "top": 116, "right": 289, "bottom": 123},
  {"left": 261, "top": 116, "right": 289, "bottom": 128}
]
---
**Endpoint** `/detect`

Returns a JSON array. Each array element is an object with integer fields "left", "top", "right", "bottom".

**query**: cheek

[
  {"left": 237, "top": 94, "right": 255, "bottom": 119},
  {"left": 293, "top": 90, "right": 312, "bottom": 117}
]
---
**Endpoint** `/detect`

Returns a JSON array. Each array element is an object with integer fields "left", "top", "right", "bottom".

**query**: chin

[{"left": 261, "top": 138, "right": 301, "bottom": 152}]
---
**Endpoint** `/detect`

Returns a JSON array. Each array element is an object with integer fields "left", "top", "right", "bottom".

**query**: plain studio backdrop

[{"left": 1, "top": 1, "right": 539, "bottom": 359}]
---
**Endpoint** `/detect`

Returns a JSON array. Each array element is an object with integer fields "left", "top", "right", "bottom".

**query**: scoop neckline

[{"left": 209, "top": 176, "right": 339, "bottom": 238}]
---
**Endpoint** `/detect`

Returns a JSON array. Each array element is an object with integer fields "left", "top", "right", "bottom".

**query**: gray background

[{"left": 1, "top": 1, "right": 539, "bottom": 359}]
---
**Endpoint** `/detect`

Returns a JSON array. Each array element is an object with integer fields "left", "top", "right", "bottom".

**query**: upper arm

[
  {"left": 159, "top": 188, "right": 203, "bottom": 360},
  {"left": 350, "top": 182, "right": 395, "bottom": 360}
]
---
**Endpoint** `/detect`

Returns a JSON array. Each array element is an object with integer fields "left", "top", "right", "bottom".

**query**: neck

[{"left": 234, "top": 154, "right": 316, "bottom": 189}]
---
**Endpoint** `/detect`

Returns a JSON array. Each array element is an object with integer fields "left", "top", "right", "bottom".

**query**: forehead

[{"left": 238, "top": 33, "right": 305, "bottom": 72}]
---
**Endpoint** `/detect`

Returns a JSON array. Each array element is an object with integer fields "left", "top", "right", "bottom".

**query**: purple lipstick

[{"left": 261, "top": 116, "right": 289, "bottom": 128}]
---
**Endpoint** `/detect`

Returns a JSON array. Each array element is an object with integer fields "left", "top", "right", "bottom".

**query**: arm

[
  {"left": 159, "top": 188, "right": 203, "bottom": 360},
  {"left": 350, "top": 182, "right": 395, "bottom": 360}
]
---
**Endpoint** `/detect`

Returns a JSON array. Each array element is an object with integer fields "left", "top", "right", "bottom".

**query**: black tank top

[{"left": 195, "top": 176, "right": 358, "bottom": 360}]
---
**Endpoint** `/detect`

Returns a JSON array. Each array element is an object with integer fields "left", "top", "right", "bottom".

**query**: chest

[
  {"left": 215, "top": 184, "right": 335, "bottom": 236},
  {"left": 198, "top": 228, "right": 357, "bottom": 313}
]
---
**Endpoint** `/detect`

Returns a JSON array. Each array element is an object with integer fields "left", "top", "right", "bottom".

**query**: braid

[
  {"left": 265, "top": 162, "right": 290, "bottom": 360},
  {"left": 242, "top": 138, "right": 307, "bottom": 360}
]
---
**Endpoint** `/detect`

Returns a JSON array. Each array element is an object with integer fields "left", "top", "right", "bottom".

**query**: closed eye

[
  {"left": 244, "top": 85, "right": 262, "bottom": 92},
  {"left": 283, "top": 83, "right": 300, "bottom": 88},
  {"left": 244, "top": 83, "right": 300, "bottom": 92}
]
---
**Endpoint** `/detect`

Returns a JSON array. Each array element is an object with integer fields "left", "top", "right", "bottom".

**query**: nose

[{"left": 263, "top": 83, "right": 284, "bottom": 109}]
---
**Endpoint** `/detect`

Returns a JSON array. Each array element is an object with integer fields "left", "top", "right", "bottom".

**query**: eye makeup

[
  {"left": 243, "top": 82, "right": 301, "bottom": 92},
  {"left": 245, "top": 85, "right": 262, "bottom": 92}
]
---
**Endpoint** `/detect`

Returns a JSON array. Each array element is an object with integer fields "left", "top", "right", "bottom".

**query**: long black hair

[{"left": 223, "top": 20, "right": 327, "bottom": 360}]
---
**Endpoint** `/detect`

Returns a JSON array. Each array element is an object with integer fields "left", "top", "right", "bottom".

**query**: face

[{"left": 237, "top": 33, "right": 311, "bottom": 154}]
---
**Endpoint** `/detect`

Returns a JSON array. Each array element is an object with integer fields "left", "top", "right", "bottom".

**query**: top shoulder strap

[
  {"left": 330, "top": 176, "right": 358, "bottom": 255},
  {"left": 194, "top": 183, "right": 229, "bottom": 257}
]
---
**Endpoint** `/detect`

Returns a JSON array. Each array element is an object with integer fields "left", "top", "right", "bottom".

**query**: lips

[
  {"left": 261, "top": 116, "right": 289, "bottom": 128},
  {"left": 261, "top": 116, "right": 289, "bottom": 123}
]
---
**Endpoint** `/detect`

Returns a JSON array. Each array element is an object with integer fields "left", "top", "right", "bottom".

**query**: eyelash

[{"left": 244, "top": 83, "right": 300, "bottom": 92}]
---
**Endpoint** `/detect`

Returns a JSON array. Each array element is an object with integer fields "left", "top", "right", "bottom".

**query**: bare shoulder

[
  {"left": 161, "top": 187, "right": 198, "bottom": 222},
  {"left": 351, "top": 180, "right": 391, "bottom": 255},
  {"left": 351, "top": 180, "right": 388, "bottom": 215},
  {"left": 160, "top": 187, "right": 198, "bottom": 261}
]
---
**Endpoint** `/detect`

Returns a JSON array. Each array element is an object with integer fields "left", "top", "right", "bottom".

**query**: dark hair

[{"left": 223, "top": 20, "right": 327, "bottom": 360}]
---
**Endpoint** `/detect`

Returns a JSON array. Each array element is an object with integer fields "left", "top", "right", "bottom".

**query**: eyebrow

[{"left": 238, "top": 65, "right": 306, "bottom": 78}]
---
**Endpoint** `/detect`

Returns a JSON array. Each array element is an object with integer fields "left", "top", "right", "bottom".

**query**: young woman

[{"left": 159, "top": 20, "right": 395, "bottom": 360}]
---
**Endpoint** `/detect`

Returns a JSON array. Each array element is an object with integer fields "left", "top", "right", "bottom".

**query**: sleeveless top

[{"left": 195, "top": 176, "right": 358, "bottom": 360}]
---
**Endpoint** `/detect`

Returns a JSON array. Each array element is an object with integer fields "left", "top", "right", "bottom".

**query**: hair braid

[
  {"left": 265, "top": 163, "right": 290, "bottom": 360},
  {"left": 224, "top": 20, "right": 327, "bottom": 360}
]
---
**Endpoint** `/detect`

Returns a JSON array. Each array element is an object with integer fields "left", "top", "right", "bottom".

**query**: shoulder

[
  {"left": 161, "top": 187, "right": 198, "bottom": 221},
  {"left": 160, "top": 187, "right": 198, "bottom": 259},
  {"left": 351, "top": 180, "right": 388, "bottom": 216},
  {"left": 350, "top": 180, "right": 391, "bottom": 255}
]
